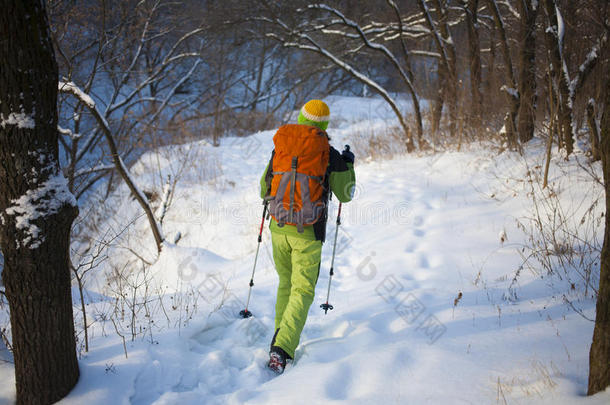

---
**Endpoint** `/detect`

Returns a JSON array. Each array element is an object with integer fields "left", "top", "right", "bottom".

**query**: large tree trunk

[
  {"left": 588, "top": 72, "right": 610, "bottom": 395},
  {"left": 433, "top": 0, "right": 458, "bottom": 138},
  {"left": 417, "top": 0, "right": 456, "bottom": 138},
  {"left": 484, "top": 24, "right": 497, "bottom": 111},
  {"left": 486, "top": 0, "right": 520, "bottom": 149},
  {"left": 517, "top": 0, "right": 539, "bottom": 143},
  {"left": 587, "top": 100, "right": 601, "bottom": 162},
  {"left": 464, "top": 0, "right": 483, "bottom": 128},
  {"left": 542, "top": 0, "right": 574, "bottom": 155},
  {"left": 431, "top": 81, "right": 446, "bottom": 137},
  {"left": 0, "top": 1, "right": 80, "bottom": 404},
  {"left": 386, "top": 0, "right": 426, "bottom": 149}
]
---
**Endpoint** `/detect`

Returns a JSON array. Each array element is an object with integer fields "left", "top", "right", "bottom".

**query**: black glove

[{"left": 341, "top": 145, "right": 354, "bottom": 164}]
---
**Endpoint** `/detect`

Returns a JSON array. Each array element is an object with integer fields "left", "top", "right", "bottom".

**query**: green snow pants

[{"left": 271, "top": 232, "right": 322, "bottom": 359}]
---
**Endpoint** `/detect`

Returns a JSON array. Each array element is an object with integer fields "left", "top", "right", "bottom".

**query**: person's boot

[{"left": 268, "top": 345, "right": 289, "bottom": 374}]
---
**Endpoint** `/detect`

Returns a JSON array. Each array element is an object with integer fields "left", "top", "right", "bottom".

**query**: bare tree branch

[{"left": 59, "top": 81, "right": 165, "bottom": 253}]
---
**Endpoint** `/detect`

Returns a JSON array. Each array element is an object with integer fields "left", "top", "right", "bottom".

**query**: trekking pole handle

[{"left": 336, "top": 202, "right": 342, "bottom": 225}]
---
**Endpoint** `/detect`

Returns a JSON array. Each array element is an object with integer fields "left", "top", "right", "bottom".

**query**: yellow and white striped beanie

[{"left": 297, "top": 99, "right": 330, "bottom": 131}]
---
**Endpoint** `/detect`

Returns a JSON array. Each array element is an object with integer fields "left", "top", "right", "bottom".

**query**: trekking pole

[
  {"left": 321, "top": 201, "right": 342, "bottom": 314},
  {"left": 239, "top": 200, "right": 269, "bottom": 318}
]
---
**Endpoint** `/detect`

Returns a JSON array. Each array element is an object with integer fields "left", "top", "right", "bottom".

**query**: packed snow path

[
  {"left": 128, "top": 156, "right": 466, "bottom": 405},
  {"left": 0, "top": 96, "right": 607, "bottom": 404},
  {"left": 69, "top": 142, "right": 604, "bottom": 404}
]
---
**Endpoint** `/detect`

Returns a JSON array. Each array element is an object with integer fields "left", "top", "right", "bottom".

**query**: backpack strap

[
  {"left": 288, "top": 156, "right": 298, "bottom": 225},
  {"left": 272, "top": 171, "right": 322, "bottom": 183}
]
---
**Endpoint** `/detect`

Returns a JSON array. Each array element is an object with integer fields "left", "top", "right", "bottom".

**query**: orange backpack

[{"left": 267, "top": 124, "right": 330, "bottom": 232}]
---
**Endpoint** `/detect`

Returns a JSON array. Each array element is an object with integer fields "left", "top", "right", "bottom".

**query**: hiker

[{"left": 260, "top": 99, "right": 356, "bottom": 374}]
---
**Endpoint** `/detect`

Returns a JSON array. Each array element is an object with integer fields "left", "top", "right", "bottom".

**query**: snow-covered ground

[{"left": 0, "top": 96, "right": 609, "bottom": 404}]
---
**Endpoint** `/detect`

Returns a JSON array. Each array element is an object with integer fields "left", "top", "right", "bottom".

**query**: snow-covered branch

[
  {"left": 497, "top": 0, "right": 520, "bottom": 19},
  {"left": 410, "top": 50, "right": 442, "bottom": 58},
  {"left": 569, "top": 32, "right": 607, "bottom": 104},
  {"left": 267, "top": 25, "right": 415, "bottom": 150},
  {"left": 305, "top": 4, "right": 423, "bottom": 142},
  {"left": 59, "top": 81, "right": 165, "bottom": 253},
  {"left": 156, "top": 175, "right": 172, "bottom": 226},
  {"left": 57, "top": 125, "right": 82, "bottom": 141},
  {"left": 308, "top": 4, "right": 417, "bottom": 91},
  {"left": 74, "top": 164, "right": 114, "bottom": 178},
  {"left": 58, "top": 82, "right": 96, "bottom": 108}
]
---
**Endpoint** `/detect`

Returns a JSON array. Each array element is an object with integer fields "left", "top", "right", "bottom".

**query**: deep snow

[{"left": 0, "top": 95, "right": 609, "bottom": 404}]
